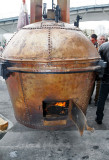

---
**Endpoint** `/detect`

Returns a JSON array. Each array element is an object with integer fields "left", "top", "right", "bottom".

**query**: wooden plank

[{"left": 0, "top": 117, "right": 8, "bottom": 131}]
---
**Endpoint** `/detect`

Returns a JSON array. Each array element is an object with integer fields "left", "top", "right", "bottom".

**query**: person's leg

[
  {"left": 96, "top": 82, "right": 109, "bottom": 122},
  {"left": 94, "top": 80, "right": 101, "bottom": 106},
  {"left": 89, "top": 81, "right": 95, "bottom": 104}
]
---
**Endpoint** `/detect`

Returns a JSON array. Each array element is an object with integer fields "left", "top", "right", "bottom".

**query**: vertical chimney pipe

[
  {"left": 57, "top": 0, "right": 70, "bottom": 23},
  {"left": 30, "top": 0, "right": 70, "bottom": 23},
  {"left": 30, "top": 0, "right": 42, "bottom": 23}
]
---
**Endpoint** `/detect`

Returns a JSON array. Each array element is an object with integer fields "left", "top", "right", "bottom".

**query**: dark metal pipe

[
  {"left": 52, "top": 0, "right": 54, "bottom": 9},
  {"left": 0, "top": 63, "right": 2, "bottom": 77}
]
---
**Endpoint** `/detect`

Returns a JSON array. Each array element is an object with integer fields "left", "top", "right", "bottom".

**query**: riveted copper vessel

[{"left": 1, "top": 20, "right": 100, "bottom": 133}]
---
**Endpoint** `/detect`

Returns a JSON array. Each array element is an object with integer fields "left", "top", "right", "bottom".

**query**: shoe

[{"left": 95, "top": 117, "right": 102, "bottom": 124}]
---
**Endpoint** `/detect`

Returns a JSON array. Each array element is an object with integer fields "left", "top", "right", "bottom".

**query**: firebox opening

[{"left": 43, "top": 100, "right": 69, "bottom": 118}]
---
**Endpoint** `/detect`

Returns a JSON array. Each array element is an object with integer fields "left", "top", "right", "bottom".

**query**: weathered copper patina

[
  {"left": 1, "top": 20, "right": 100, "bottom": 134},
  {"left": 0, "top": 0, "right": 103, "bottom": 135}
]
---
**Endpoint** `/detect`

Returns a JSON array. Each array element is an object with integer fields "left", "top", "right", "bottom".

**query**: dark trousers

[
  {"left": 96, "top": 81, "right": 109, "bottom": 121},
  {"left": 94, "top": 80, "right": 101, "bottom": 103}
]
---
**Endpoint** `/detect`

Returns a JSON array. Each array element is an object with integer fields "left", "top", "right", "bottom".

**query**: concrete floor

[{"left": 0, "top": 77, "right": 109, "bottom": 160}]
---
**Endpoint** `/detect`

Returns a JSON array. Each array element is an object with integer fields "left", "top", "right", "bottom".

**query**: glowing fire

[{"left": 55, "top": 102, "right": 66, "bottom": 107}]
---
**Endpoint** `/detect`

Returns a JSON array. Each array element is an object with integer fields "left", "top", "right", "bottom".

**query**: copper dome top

[{"left": 2, "top": 20, "right": 99, "bottom": 62}]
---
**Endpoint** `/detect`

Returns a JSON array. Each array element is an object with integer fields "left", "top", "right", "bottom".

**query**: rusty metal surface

[
  {"left": 1, "top": 20, "right": 100, "bottom": 130},
  {"left": 2, "top": 21, "right": 100, "bottom": 61},
  {"left": 30, "top": 0, "right": 42, "bottom": 23},
  {"left": 6, "top": 61, "right": 100, "bottom": 73},
  {"left": 5, "top": 71, "right": 95, "bottom": 130},
  {"left": 30, "top": 0, "right": 70, "bottom": 23},
  {"left": 57, "top": 0, "right": 70, "bottom": 23}
]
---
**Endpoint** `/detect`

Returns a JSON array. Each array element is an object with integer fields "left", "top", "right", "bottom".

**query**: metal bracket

[
  {"left": 42, "top": 3, "right": 47, "bottom": 19},
  {"left": 74, "top": 15, "right": 82, "bottom": 27},
  {"left": 0, "top": 61, "right": 12, "bottom": 80},
  {"left": 55, "top": 5, "right": 61, "bottom": 23},
  {"left": 96, "top": 60, "right": 107, "bottom": 78},
  {"left": 69, "top": 99, "right": 94, "bottom": 136}
]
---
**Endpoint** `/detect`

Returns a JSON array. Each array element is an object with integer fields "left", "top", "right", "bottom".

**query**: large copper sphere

[{"left": 2, "top": 21, "right": 100, "bottom": 131}]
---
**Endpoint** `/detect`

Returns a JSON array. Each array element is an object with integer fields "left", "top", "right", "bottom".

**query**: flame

[{"left": 55, "top": 102, "right": 66, "bottom": 107}]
